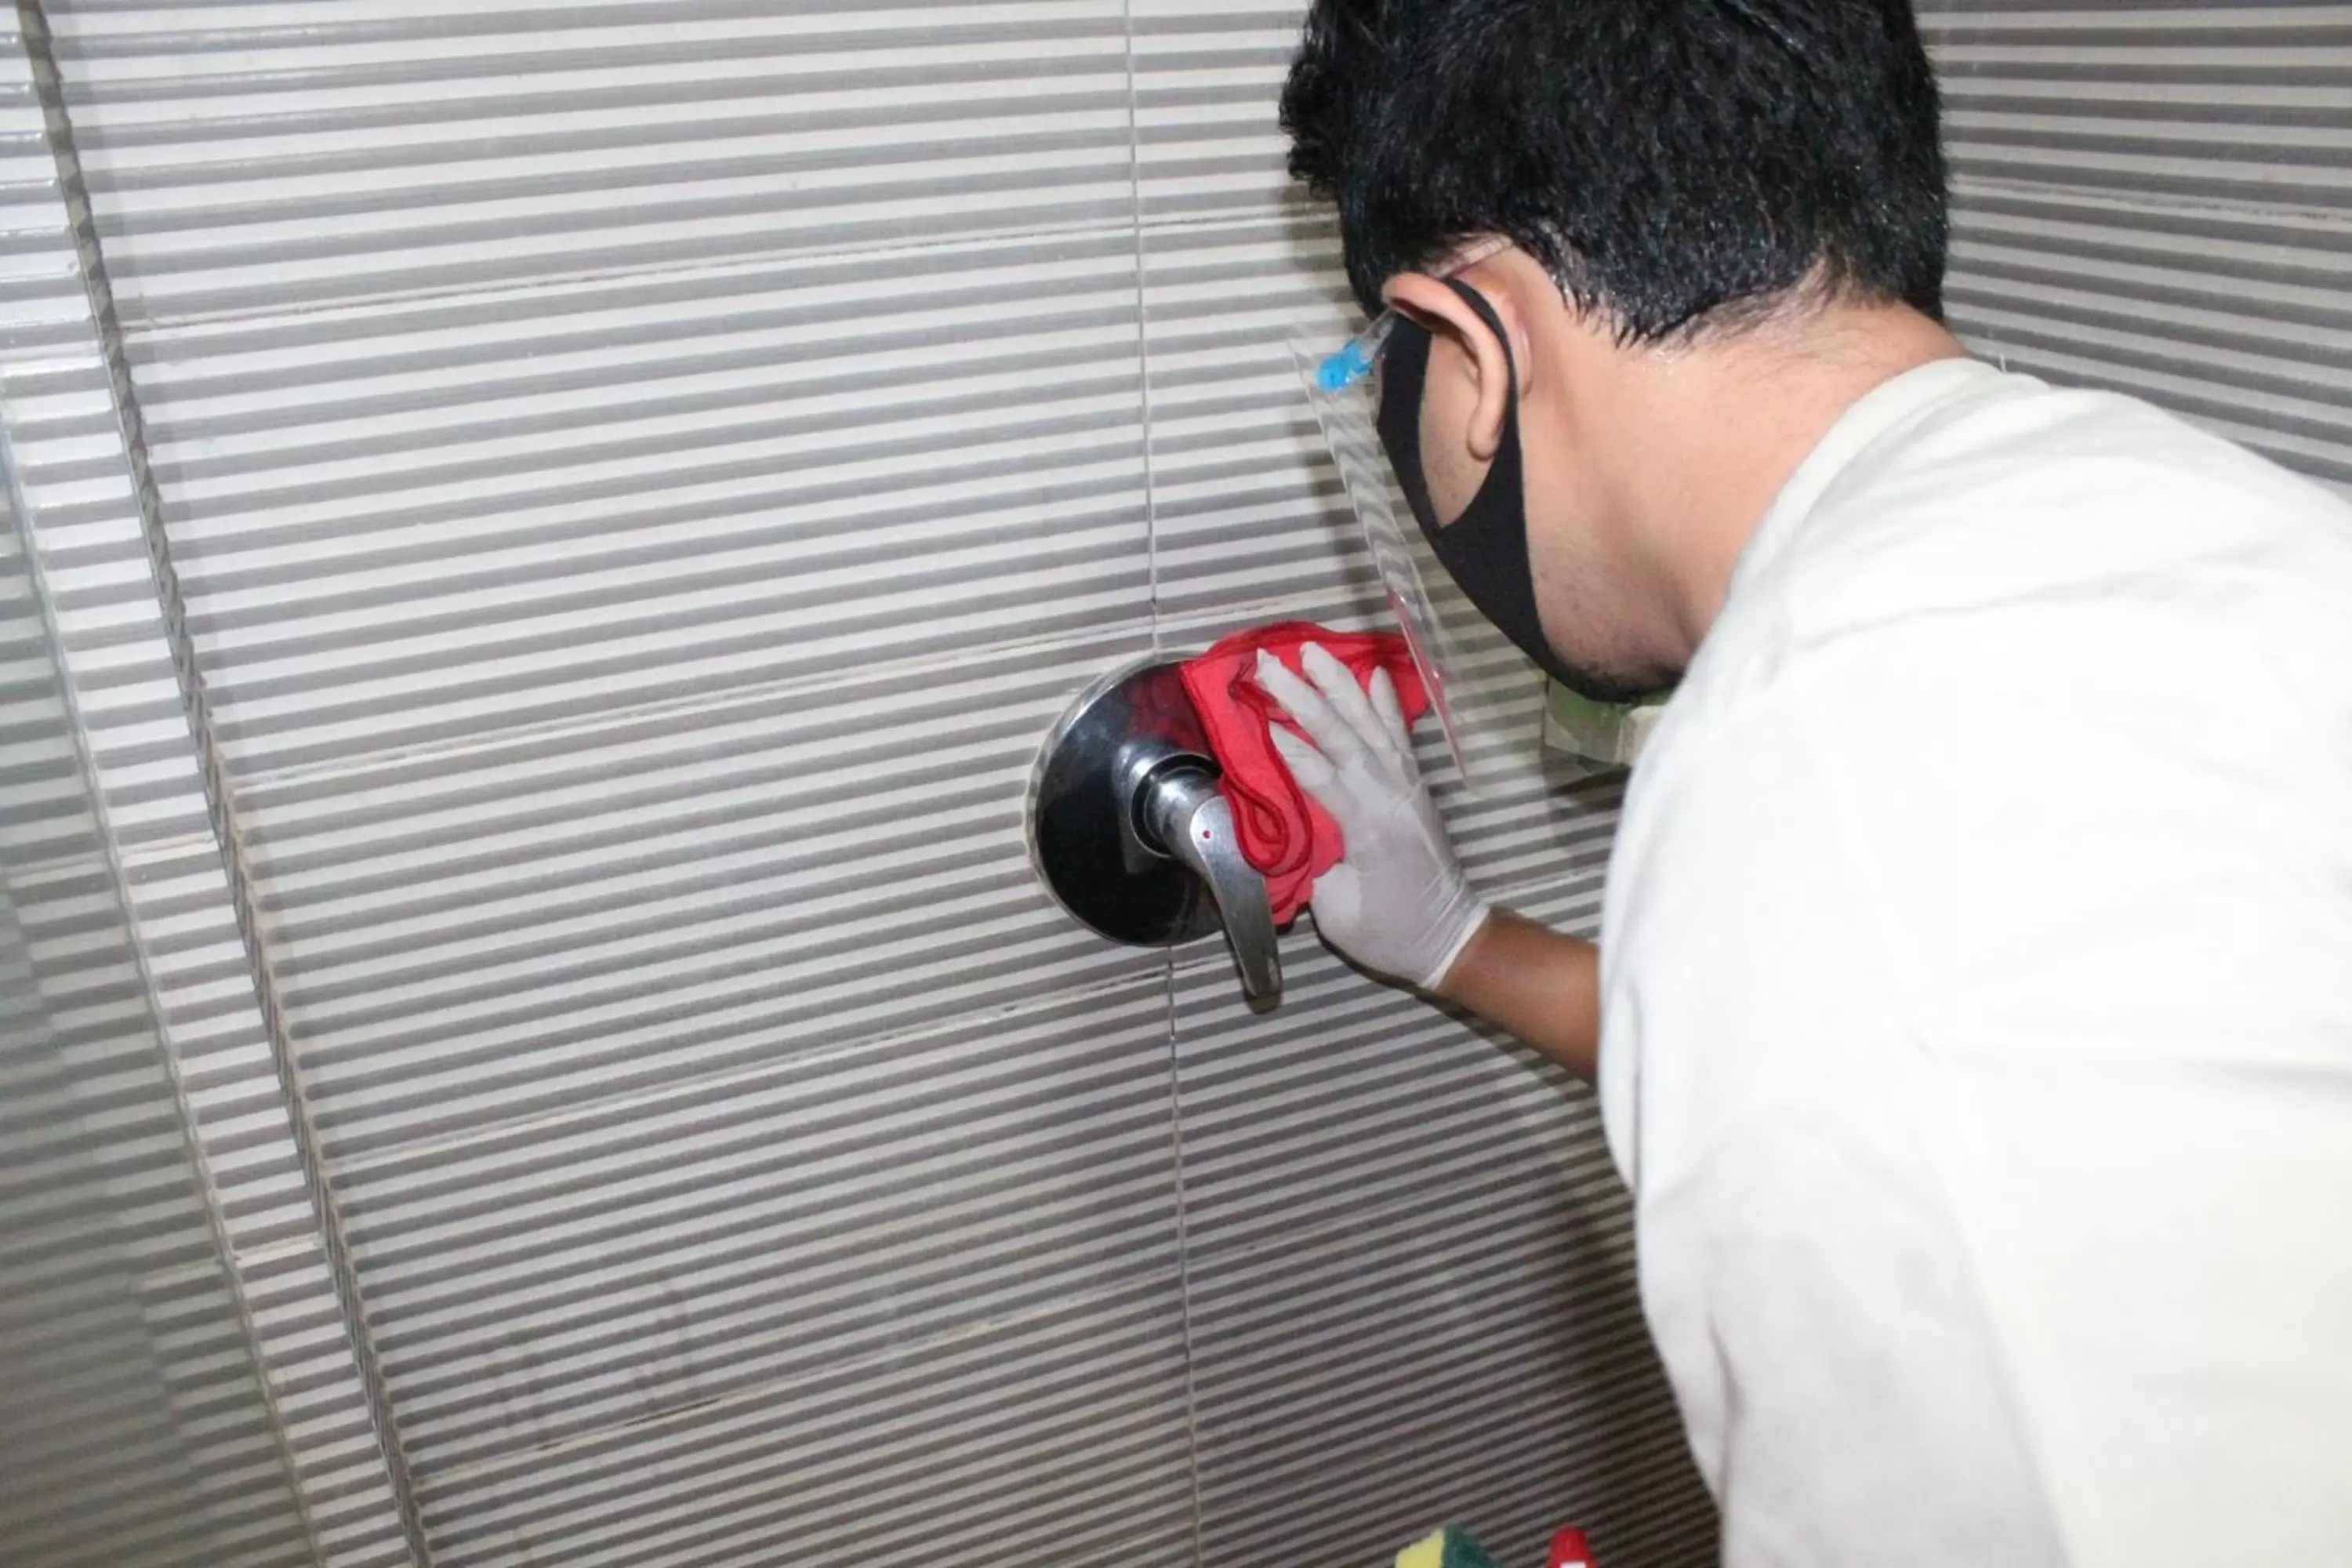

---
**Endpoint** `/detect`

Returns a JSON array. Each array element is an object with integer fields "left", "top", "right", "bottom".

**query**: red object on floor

[
  {"left": 1547, "top": 1526, "right": 1595, "bottom": 1568},
  {"left": 1178, "top": 621, "right": 1429, "bottom": 924}
]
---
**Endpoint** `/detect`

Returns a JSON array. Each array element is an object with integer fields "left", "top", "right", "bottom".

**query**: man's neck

[{"left": 1617, "top": 300, "right": 1967, "bottom": 656}]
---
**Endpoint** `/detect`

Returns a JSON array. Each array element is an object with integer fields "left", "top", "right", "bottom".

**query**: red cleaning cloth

[{"left": 1178, "top": 621, "right": 1430, "bottom": 924}]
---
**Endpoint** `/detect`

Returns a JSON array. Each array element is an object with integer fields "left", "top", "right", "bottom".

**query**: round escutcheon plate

[{"left": 1027, "top": 658, "right": 1224, "bottom": 949}]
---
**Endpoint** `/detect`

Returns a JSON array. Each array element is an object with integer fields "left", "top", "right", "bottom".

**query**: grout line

[
  {"left": 1123, "top": 18, "right": 1201, "bottom": 1556},
  {"left": 212, "top": 619, "right": 1161, "bottom": 797},
  {"left": 1161, "top": 946, "right": 1210, "bottom": 1568},
  {"left": 1122, "top": 0, "right": 1166, "bottom": 658},
  {"left": 9, "top": 6, "right": 431, "bottom": 1561},
  {"left": 130, "top": 210, "right": 1325, "bottom": 336}
]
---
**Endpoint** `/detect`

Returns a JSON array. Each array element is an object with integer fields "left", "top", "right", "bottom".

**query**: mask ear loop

[
  {"left": 1403, "top": 279, "right": 1592, "bottom": 693},
  {"left": 1439, "top": 276, "right": 1522, "bottom": 438}
]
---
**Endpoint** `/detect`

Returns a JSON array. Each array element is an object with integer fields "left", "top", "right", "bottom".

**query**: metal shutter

[
  {"left": 1921, "top": 1, "right": 2352, "bottom": 492},
  {"left": 16, "top": 2, "right": 1711, "bottom": 1565}
]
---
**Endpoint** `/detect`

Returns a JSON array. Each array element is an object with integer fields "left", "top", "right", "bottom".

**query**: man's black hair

[{"left": 1280, "top": 0, "right": 1948, "bottom": 339}]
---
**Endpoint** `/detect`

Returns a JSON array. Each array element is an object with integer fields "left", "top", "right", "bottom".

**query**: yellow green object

[
  {"left": 1542, "top": 679, "right": 1669, "bottom": 767},
  {"left": 1396, "top": 1525, "right": 1507, "bottom": 1568}
]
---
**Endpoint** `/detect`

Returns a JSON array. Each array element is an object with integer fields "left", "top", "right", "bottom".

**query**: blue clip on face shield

[{"left": 1288, "top": 301, "right": 1544, "bottom": 797}]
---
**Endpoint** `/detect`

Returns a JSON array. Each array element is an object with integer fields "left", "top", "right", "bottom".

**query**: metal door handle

[
  {"left": 1138, "top": 766, "right": 1281, "bottom": 1011},
  {"left": 1028, "top": 657, "right": 1284, "bottom": 1012}
]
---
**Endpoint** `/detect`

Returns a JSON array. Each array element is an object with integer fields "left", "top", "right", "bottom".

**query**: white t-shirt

[{"left": 1598, "top": 358, "right": 2352, "bottom": 1567}]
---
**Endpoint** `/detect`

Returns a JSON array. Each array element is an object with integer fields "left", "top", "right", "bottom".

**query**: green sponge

[{"left": 1396, "top": 1526, "right": 1506, "bottom": 1568}]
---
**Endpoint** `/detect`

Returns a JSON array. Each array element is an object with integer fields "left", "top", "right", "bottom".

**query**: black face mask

[{"left": 1375, "top": 280, "right": 1587, "bottom": 691}]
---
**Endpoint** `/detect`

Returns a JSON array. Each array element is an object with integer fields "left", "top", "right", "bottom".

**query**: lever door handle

[
  {"left": 1139, "top": 767, "right": 1282, "bottom": 1012},
  {"left": 1028, "top": 657, "right": 1283, "bottom": 1013}
]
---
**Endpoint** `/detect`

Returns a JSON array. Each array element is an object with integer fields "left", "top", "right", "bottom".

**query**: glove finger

[
  {"left": 1305, "top": 862, "right": 1364, "bottom": 937},
  {"left": 1274, "top": 727, "right": 1387, "bottom": 858},
  {"left": 1267, "top": 723, "right": 1341, "bottom": 800},
  {"left": 1305, "top": 865, "right": 1396, "bottom": 979},
  {"left": 1364, "top": 666, "right": 1417, "bottom": 761},
  {"left": 1256, "top": 652, "right": 1372, "bottom": 771},
  {"left": 1300, "top": 642, "right": 1396, "bottom": 759}
]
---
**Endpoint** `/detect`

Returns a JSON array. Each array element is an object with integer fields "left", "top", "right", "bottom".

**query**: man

[{"left": 1262, "top": 2, "right": 2352, "bottom": 1564}]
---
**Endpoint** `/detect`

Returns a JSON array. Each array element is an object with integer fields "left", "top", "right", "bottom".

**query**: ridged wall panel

[
  {"left": 33, "top": 2, "right": 1707, "bottom": 1563},
  {"left": 35, "top": 2, "right": 2343, "bottom": 1565},
  {"left": 1924, "top": 2, "right": 2352, "bottom": 490},
  {"left": 3, "top": 19, "right": 415, "bottom": 1563}
]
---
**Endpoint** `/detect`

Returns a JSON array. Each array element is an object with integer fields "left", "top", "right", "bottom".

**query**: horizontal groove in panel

[
  {"left": 1189, "top": 1227, "right": 1639, "bottom": 1392},
  {"left": 1946, "top": 106, "right": 2352, "bottom": 162},
  {"left": 103, "top": 212, "right": 1149, "bottom": 326},
  {"left": 1948, "top": 145, "right": 2352, "bottom": 213},
  {"left": 1921, "top": 7, "right": 2352, "bottom": 46},
  {"left": 391, "top": 1200, "right": 1180, "bottom": 1473},
  {"left": 1943, "top": 81, "right": 2352, "bottom": 122},
  {"left": 1197, "top": 1301, "right": 1669, "bottom": 1450},
  {"left": 231, "top": 636, "right": 1158, "bottom": 1160},
  {"left": 198, "top": 572, "right": 1151, "bottom": 774},
  {"left": 128, "top": 227, "right": 1140, "bottom": 380},
  {"left": 1196, "top": 1293, "right": 1664, "bottom": 1467},
  {"left": 1936, "top": 46, "right": 2352, "bottom": 89},
  {"left": 1194, "top": 1334, "right": 1700, "bottom": 1566},
  {"left": 330, "top": 967, "right": 1166, "bottom": 1188},
  {"left": 412, "top": 1278, "right": 1189, "bottom": 1564},
  {"left": 385, "top": 1152, "right": 1177, "bottom": 1463},
  {"left": 1945, "top": 281, "right": 2352, "bottom": 401},
  {"left": 1955, "top": 307, "right": 2351, "bottom": 438},
  {"left": 148, "top": 335, "right": 1144, "bottom": 494},
  {"left": 371, "top": 1145, "right": 1174, "bottom": 1421},
  {"left": 1935, "top": 0, "right": 2352, "bottom": 508},
  {"left": 283, "top": 897, "right": 1160, "bottom": 1162},
  {"left": 108, "top": 229, "right": 1159, "bottom": 774},
  {"left": 184, "top": 501, "right": 1143, "bottom": 680},
  {"left": 101, "top": 156, "right": 1130, "bottom": 252},
  {"left": 144, "top": 296, "right": 1143, "bottom": 463},
  {"left": 236, "top": 627, "right": 1136, "bottom": 862},
  {"left": 349, "top": 1018, "right": 1173, "bottom": 1313},
  {"left": 1198, "top": 1374, "right": 1679, "bottom": 1543},
  {"left": 1948, "top": 240, "right": 2352, "bottom": 336},
  {"left": 1954, "top": 179, "right": 2352, "bottom": 260},
  {"left": 1203, "top": 1424, "right": 1711, "bottom": 1568},
  {"left": 1178, "top": 1094, "right": 1580, "bottom": 1252},
  {"left": 1186, "top": 1185, "right": 1637, "bottom": 1334},
  {"left": 56, "top": 5, "right": 1142, "bottom": 317},
  {"left": 87, "top": 126, "right": 1135, "bottom": 234},
  {"left": 80, "top": 89, "right": 1134, "bottom": 191},
  {"left": 51, "top": 11, "right": 1126, "bottom": 85},
  {"left": 161, "top": 423, "right": 1147, "bottom": 604}
]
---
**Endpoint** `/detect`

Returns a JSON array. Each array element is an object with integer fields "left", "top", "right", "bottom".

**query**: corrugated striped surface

[
  {"left": 49, "top": 1, "right": 1142, "bottom": 318},
  {"left": 1, "top": 488, "right": 313, "bottom": 1568},
  {"left": 3, "top": 19, "right": 416, "bottom": 1562},
  {"left": 32, "top": 1, "right": 1717, "bottom": 1563},
  {"left": 1923, "top": 2, "right": 2352, "bottom": 489},
  {"left": 40, "top": 1, "right": 2347, "bottom": 1564},
  {"left": 1174, "top": 887, "right": 1715, "bottom": 1568}
]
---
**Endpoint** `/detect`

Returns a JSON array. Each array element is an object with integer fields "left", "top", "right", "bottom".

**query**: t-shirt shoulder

[{"left": 1690, "top": 368, "right": 2352, "bottom": 720}]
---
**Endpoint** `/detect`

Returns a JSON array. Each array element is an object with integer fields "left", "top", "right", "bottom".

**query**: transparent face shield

[{"left": 1288, "top": 310, "right": 1544, "bottom": 796}]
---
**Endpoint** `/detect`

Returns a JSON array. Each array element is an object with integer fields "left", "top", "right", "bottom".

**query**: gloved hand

[{"left": 1256, "top": 643, "right": 1491, "bottom": 992}]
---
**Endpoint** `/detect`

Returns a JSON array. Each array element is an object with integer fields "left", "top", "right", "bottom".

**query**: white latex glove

[{"left": 1257, "top": 643, "right": 1491, "bottom": 992}]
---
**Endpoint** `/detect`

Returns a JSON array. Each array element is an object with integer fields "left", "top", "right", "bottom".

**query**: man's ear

[{"left": 1381, "top": 268, "right": 1521, "bottom": 463}]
